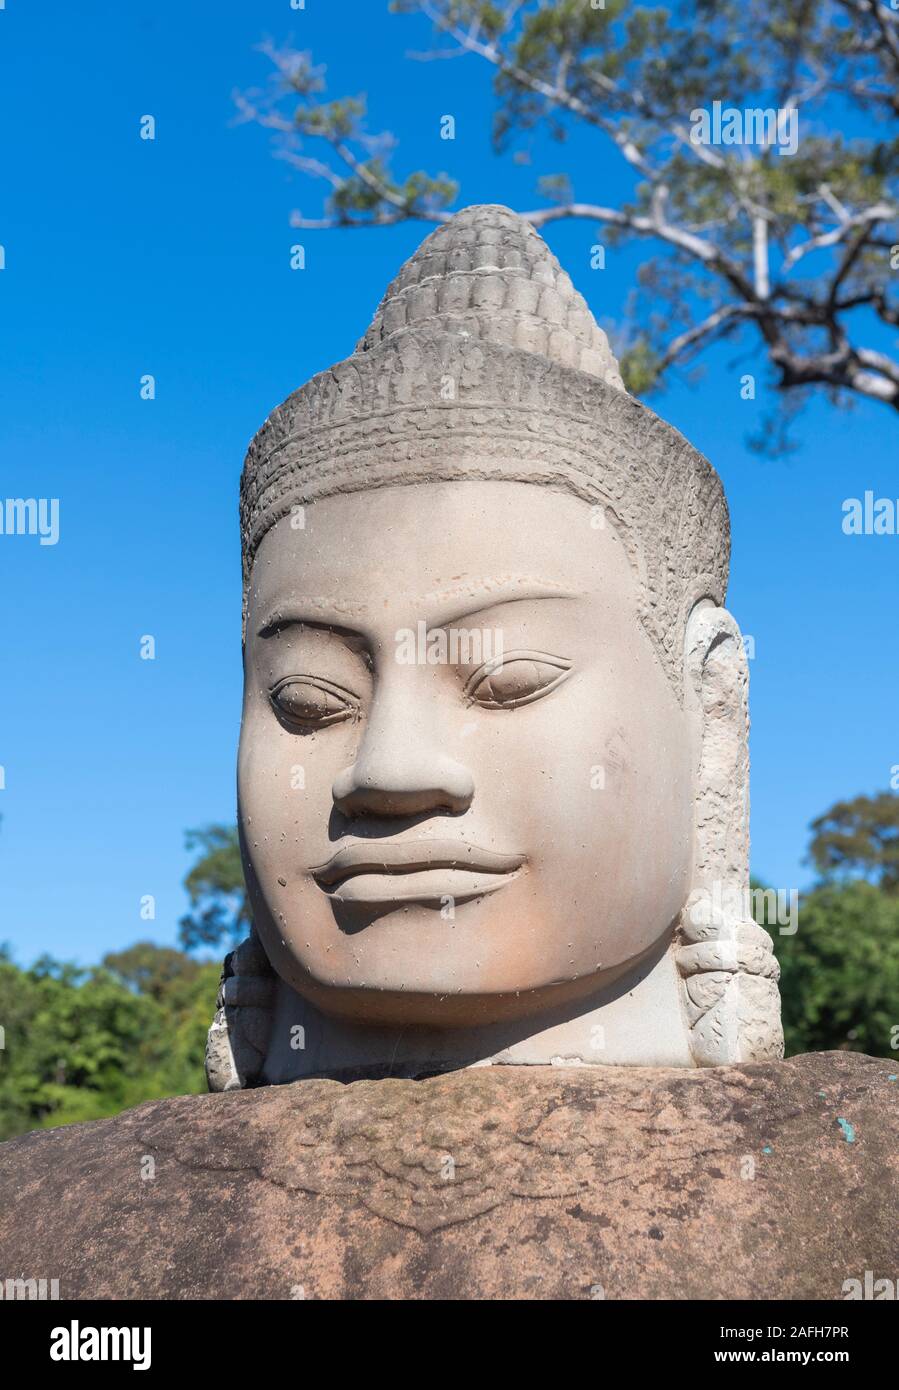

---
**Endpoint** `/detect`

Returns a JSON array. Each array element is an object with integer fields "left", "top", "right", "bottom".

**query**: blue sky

[{"left": 0, "top": 1, "right": 896, "bottom": 966}]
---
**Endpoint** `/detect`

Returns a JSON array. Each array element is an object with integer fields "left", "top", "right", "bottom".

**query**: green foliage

[
  {"left": 103, "top": 941, "right": 201, "bottom": 1001},
  {"left": 0, "top": 946, "right": 220, "bottom": 1141},
  {"left": 296, "top": 97, "right": 366, "bottom": 141},
  {"left": 618, "top": 336, "right": 663, "bottom": 394},
  {"left": 807, "top": 792, "right": 899, "bottom": 893},
  {"left": 770, "top": 882, "right": 899, "bottom": 1058},
  {"left": 537, "top": 172, "right": 573, "bottom": 205},
  {"left": 179, "top": 824, "right": 251, "bottom": 950}
]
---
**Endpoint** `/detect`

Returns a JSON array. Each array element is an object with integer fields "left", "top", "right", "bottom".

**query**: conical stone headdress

[{"left": 240, "top": 204, "right": 729, "bottom": 687}]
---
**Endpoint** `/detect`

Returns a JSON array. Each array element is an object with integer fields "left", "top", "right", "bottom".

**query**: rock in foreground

[{"left": 0, "top": 1052, "right": 895, "bottom": 1300}]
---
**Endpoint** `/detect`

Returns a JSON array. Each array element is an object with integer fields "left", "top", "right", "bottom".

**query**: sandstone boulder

[{"left": 0, "top": 1052, "right": 894, "bottom": 1299}]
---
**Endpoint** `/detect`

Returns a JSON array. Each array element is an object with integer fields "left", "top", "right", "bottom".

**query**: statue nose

[{"left": 331, "top": 699, "right": 474, "bottom": 818}]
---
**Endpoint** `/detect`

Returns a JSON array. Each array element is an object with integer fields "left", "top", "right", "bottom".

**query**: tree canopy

[
  {"left": 807, "top": 790, "right": 899, "bottom": 892},
  {"left": 237, "top": 0, "right": 899, "bottom": 444},
  {"left": 178, "top": 825, "right": 250, "bottom": 950},
  {"left": 0, "top": 945, "right": 219, "bottom": 1142},
  {"left": 771, "top": 879, "right": 899, "bottom": 1055}
]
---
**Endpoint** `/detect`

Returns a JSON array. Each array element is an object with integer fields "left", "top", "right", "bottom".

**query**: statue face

[{"left": 239, "top": 480, "right": 694, "bottom": 1027}]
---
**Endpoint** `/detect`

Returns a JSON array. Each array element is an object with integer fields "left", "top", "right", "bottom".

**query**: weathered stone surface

[
  {"left": 228, "top": 204, "right": 780, "bottom": 1084},
  {"left": 0, "top": 1052, "right": 894, "bottom": 1300}
]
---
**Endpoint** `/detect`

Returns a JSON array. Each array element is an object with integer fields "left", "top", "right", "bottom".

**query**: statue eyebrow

[
  {"left": 437, "top": 587, "right": 581, "bottom": 626},
  {"left": 256, "top": 607, "right": 367, "bottom": 641},
  {"left": 257, "top": 583, "right": 580, "bottom": 637},
  {"left": 419, "top": 575, "right": 580, "bottom": 607}
]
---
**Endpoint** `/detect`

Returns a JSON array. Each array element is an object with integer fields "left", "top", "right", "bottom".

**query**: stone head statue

[{"left": 206, "top": 204, "right": 783, "bottom": 1090}]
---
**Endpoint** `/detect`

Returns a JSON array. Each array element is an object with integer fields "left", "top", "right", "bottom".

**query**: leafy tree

[
  {"left": 0, "top": 949, "right": 220, "bottom": 1141},
  {"left": 762, "top": 791, "right": 899, "bottom": 1055},
  {"left": 103, "top": 941, "right": 201, "bottom": 1002},
  {"left": 178, "top": 825, "right": 250, "bottom": 950},
  {"left": 237, "top": 0, "right": 899, "bottom": 444},
  {"left": 807, "top": 790, "right": 899, "bottom": 892},
  {"left": 771, "top": 881, "right": 899, "bottom": 1056}
]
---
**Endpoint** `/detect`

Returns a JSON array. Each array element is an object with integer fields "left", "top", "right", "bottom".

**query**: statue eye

[
  {"left": 464, "top": 652, "right": 573, "bottom": 710},
  {"left": 270, "top": 676, "right": 359, "bottom": 729}
]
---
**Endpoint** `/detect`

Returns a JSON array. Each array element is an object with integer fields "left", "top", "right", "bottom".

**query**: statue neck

[{"left": 260, "top": 941, "right": 694, "bottom": 1083}]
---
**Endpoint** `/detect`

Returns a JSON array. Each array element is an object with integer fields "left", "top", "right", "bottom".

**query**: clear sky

[{"left": 1, "top": 1, "right": 896, "bottom": 967}]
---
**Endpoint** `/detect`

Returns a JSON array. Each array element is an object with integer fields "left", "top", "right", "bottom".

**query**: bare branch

[
  {"left": 782, "top": 202, "right": 896, "bottom": 271},
  {"left": 656, "top": 305, "right": 753, "bottom": 371},
  {"left": 236, "top": 3, "right": 899, "bottom": 423}
]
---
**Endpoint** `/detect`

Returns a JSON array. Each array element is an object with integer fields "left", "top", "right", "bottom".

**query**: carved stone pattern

[
  {"left": 240, "top": 204, "right": 730, "bottom": 690},
  {"left": 143, "top": 1061, "right": 839, "bottom": 1237},
  {"left": 358, "top": 203, "right": 625, "bottom": 389},
  {"left": 677, "top": 609, "right": 784, "bottom": 1064},
  {"left": 4, "top": 1054, "right": 895, "bottom": 1301},
  {"left": 240, "top": 334, "right": 729, "bottom": 691}
]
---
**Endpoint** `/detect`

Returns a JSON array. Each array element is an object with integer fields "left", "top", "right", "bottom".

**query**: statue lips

[{"left": 311, "top": 839, "right": 527, "bottom": 905}]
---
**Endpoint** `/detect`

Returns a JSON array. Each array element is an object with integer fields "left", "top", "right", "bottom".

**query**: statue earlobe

[
  {"left": 205, "top": 930, "right": 275, "bottom": 1091},
  {"left": 678, "top": 603, "right": 784, "bottom": 1065}
]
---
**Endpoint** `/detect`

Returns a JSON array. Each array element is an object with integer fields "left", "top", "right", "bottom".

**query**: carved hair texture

[{"left": 239, "top": 205, "right": 730, "bottom": 690}]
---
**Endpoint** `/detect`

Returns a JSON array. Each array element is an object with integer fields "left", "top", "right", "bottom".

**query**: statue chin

[
  {"left": 206, "top": 204, "right": 783, "bottom": 1093},
  {"left": 257, "top": 936, "right": 696, "bottom": 1083},
  {"left": 250, "top": 904, "right": 677, "bottom": 1030}
]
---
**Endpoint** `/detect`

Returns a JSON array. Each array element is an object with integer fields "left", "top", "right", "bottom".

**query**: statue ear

[
  {"left": 677, "top": 603, "right": 783, "bottom": 1065},
  {"left": 205, "top": 931, "right": 275, "bottom": 1091}
]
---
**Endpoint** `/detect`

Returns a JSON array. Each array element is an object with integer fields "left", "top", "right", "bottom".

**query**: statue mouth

[{"left": 310, "top": 839, "right": 526, "bottom": 904}]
